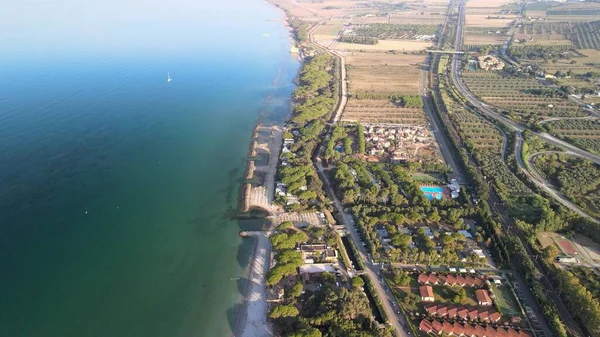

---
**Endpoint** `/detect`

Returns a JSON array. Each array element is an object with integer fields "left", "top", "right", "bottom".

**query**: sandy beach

[{"left": 235, "top": 233, "right": 273, "bottom": 337}]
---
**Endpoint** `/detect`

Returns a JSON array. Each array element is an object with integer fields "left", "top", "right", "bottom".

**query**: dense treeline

[
  {"left": 293, "top": 54, "right": 337, "bottom": 123},
  {"left": 270, "top": 280, "right": 394, "bottom": 337},
  {"left": 508, "top": 45, "right": 573, "bottom": 60},
  {"left": 392, "top": 95, "right": 423, "bottom": 108},
  {"left": 351, "top": 23, "right": 438, "bottom": 39},
  {"left": 533, "top": 154, "right": 600, "bottom": 218},
  {"left": 506, "top": 237, "right": 568, "bottom": 337},
  {"left": 338, "top": 36, "right": 378, "bottom": 45}
]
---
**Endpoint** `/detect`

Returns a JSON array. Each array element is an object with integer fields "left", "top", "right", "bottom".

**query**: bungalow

[
  {"left": 419, "top": 319, "right": 532, "bottom": 337},
  {"left": 475, "top": 289, "right": 493, "bottom": 306},
  {"left": 424, "top": 304, "right": 502, "bottom": 322},
  {"left": 420, "top": 285, "right": 435, "bottom": 302}
]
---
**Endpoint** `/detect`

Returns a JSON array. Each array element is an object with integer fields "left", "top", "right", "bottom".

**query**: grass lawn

[
  {"left": 432, "top": 285, "right": 477, "bottom": 306},
  {"left": 411, "top": 172, "right": 445, "bottom": 183},
  {"left": 491, "top": 284, "right": 522, "bottom": 317}
]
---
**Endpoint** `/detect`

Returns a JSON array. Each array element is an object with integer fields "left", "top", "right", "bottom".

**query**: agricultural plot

[
  {"left": 465, "top": 14, "right": 516, "bottom": 28},
  {"left": 544, "top": 119, "right": 600, "bottom": 155},
  {"left": 450, "top": 112, "right": 504, "bottom": 155},
  {"left": 344, "top": 23, "right": 438, "bottom": 40},
  {"left": 476, "top": 152, "right": 543, "bottom": 219},
  {"left": 514, "top": 21, "right": 600, "bottom": 50},
  {"left": 331, "top": 39, "right": 433, "bottom": 51},
  {"left": 341, "top": 99, "right": 427, "bottom": 125},
  {"left": 346, "top": 53, "right": 423, "bottom": 95},
  {"left": 462, "top": 71, "right": 585, "bottom": 119}
]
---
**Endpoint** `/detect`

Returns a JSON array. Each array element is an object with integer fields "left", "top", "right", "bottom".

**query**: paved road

[
  {"left": 516, "top": 139, "right": 599, "bottom": 223},
  {"left": 315, "top": 158, "right": 409, "bottom": 337}
]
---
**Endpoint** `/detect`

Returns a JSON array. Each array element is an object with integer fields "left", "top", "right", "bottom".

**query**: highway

[
  {"left": 447, "top": 0, "right": 599, "bottom": 223},
  {"left": 447, "top": 1, "right": 588, "bottom": 336}
]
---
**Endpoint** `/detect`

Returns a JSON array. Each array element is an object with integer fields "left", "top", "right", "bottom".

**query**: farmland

[
  {"left": 532, "top": 153, "right": 600, "bottom": 218},
  {"left": 345, "top": 23, "right": 439, "bottom": 41},
  {"left": 514, "top": 21, "right": 600, "bottom": 50},
  {"left": 461, "top": 71, "right": 585, "bottom": 120},
  {"left": 341, "top": 99, "right": 427, "bottom": 125},
  {"left": 543, "top": 119, "right": 600, "bottom": 155},
  {"left": 449, "top": 112, "right": 504, "bottom": 155},
  {"left": 345, "top": 52, "right": 425, "bottom": 96}
]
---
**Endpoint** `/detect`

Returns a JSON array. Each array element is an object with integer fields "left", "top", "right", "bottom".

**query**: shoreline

[{"left": 234, "top": 2, "right": 301, "bottom": 337}]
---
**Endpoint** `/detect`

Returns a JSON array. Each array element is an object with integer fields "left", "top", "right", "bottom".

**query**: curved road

[{"left": 448, "top": 1, "right": 590, "bottom": 336}]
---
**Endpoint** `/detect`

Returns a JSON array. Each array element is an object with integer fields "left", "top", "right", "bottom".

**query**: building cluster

[
  {"left": 477, "top": 55, "right": 505, "bottom": 71},
  {"left": 419, "top": 319, "right": 532, "bottom": 337},
  {"left": 418, "top": 273, "right": 486, "bottom": 288},
  {"left": 363, "top": 124, "right": 433, "bottom": 163},
  {"left": 448, "top": 178, "right": 460, "bottom": 199},
  {"left": 298, "top": 244, "right": 338, "bottom": 264},
  {"left": 424, "top": 304, "right": 501, "bottom": 322}
]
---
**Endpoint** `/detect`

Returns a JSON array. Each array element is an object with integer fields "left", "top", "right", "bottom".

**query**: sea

[{"left": 0, "top": 0, "right": 299, "bottom": 336}]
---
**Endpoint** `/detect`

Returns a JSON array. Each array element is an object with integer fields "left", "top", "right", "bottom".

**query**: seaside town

[{"left": 234, "top": 0, "right": 600, "bottom": 337}]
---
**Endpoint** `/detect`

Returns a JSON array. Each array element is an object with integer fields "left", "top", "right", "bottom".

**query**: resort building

[
  {"left": 424, "top": 304, "right": 501, "bottom": 322},
  {"left": 420, "top": 285, "right": 435, "bottom": 302},
  {"left": 419, "top": 319, "right": 532, "bottom": 337},
  {"left": 475, "top": 289, "right": 493, "bottom": 306},
  {"left": 299, "top": 244, "right": 338, "bottom": 263},
  {"left": 418, "top": 273, "right": 485, "bottom": 288}
]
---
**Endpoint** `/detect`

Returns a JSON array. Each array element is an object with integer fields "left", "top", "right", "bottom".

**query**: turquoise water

[
  {"left": 420, "top": 186, "right": 444, "bottom": 200},
  {"left": 0, "top": 1, "right": 299, "bottom": 336}
]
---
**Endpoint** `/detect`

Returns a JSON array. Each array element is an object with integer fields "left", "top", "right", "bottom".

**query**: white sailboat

[{"left": 167, "top": 72, "right": 172, "bottom": 82}]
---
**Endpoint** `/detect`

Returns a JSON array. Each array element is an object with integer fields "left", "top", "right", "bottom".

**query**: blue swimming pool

[{"left": 420, "top": 186, "right": 444, "bottom": 200}]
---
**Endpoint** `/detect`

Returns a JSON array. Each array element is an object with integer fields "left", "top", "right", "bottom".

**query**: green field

[{"left": 491, "top": 284, "right": 522, "bottom": 317}]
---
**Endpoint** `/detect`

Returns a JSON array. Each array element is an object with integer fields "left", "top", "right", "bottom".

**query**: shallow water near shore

[{"left": 0, "top": 0, "right": 299, "bottom": 336}]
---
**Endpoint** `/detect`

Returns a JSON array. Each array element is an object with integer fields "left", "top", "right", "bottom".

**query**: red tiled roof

[
  {"left": 443, "top": 322, "right": 454, "bottom": 335},
  {"left": 417, "top": 273, "right": 486, "bottom": 287},
  {"left": 420, "top": 285, "right": 434, "bottom": 299},
  {"left": 469, "top": 309, "right": 479, "bottom": 320},
  {"left": 447, "top": 307, "right": 458, "bottom": 317},
  {"left": 419, "top": 320, "right": 532, "bottom": 337},
  {"left": 419, "top": 319, "right": 433, "bottom": 333},
  {"left": 425, "top": 304, "right": 438, "bottom": 315},
  {"left": 458, "top": 308, "right": 469, "bottom": 319},
  {"left": 452, "top": 322, "right": 465, "bottom": 335},
  {"left": 476, "top": 289, "right": 493, "bottom": 304},
  {"left": 432, "top": 320, "right": 444, "bottom": 334},
  {"left": 490, "top": 312, "right": 502, "bottom": 322},
  {"left": 437, "top": 306, "right": 447, "bottom": 316},
  {"left": 479, "top": 311, "right": 489, "bottom": 321}
]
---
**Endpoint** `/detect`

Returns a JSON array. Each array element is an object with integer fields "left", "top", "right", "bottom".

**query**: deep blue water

[{"left": 0, "top": 1, "right": 299, "bottom": 336}]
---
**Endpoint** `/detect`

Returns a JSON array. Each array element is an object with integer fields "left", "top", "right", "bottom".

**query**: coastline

[{"left": 234, "top": 2, "right": 301, "bottom": 337}]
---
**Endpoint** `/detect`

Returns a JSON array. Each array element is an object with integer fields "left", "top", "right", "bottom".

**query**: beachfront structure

[
  {"left": 298, "top": 263, "right": 336, "bottom": 282},
  {"left": 419, "top": 319, "right": 532, "bottom": 337},
  {"left": 299, "top": 244, "right": 338, "bottom": 263},
  {"left": 420, "top": 285, "right": 435, "bottom": 302},
  {"left": 475, "top": 289, "right": 493, "bottom": 306},
  {"left": 424, "top": 304, "right": 502, "bottom": 322}
]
